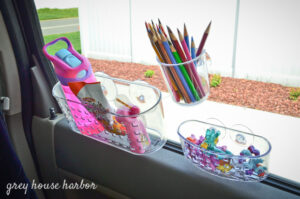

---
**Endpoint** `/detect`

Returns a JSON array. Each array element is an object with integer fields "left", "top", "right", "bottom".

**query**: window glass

[{"left": 35, "top": 0, "right": 300, "bottom": 184}]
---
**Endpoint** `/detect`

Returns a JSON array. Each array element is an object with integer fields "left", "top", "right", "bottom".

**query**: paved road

[
  {"left": 40, "top": 18, "right": 79, "bottom": 35},
  {"left": 35, "top": 0, "right": 79, "bottom": 9}
]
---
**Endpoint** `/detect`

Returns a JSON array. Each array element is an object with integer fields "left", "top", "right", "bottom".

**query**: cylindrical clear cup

[{"left": 157, "top": 51, "right": 210, "bottom": 105}]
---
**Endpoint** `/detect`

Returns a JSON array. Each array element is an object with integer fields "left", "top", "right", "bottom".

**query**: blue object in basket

[
  {"left": 244, "top": 158, "right": 267, "bottom": 176},
  {"left": 201, "top": 128, "right": 232, "bottom": 155},
  {"left": 239, "top": 146, "right": 266, "bottom": 176},
  {"left": 55, "top": 49, "right": 86, "bottom": 78},
  {"left": 55, "top": 49, "right": 81, "bottom": 67}
]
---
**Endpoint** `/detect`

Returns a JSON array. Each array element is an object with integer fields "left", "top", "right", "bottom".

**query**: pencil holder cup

[
  {"left": 157, "top": 51, "right": 210, "bottom": 105},
  {"left": 52, "top": 73, "right": 167, "bottom": 155},
  {"left": 178, "top": 120, "right": 271, "bottom": 181}
]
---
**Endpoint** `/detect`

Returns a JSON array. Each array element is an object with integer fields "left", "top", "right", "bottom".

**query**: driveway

[{"left": 40, "top": 17, "right": 79, "bottom": 35}]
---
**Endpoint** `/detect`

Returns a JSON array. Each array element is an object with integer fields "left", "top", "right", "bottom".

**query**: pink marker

[{"left": 116, "top": 105, "right": 150, "bottom": 154}]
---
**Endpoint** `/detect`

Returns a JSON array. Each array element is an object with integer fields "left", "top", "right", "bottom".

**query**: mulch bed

[{"left": 89, "top": 58, "right": 300, "bottom": 118}]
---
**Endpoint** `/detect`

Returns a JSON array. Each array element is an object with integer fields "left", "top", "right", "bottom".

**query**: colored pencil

[
  {"left": 145, "top": 20, "right": 211, "bottom": 103},
  {"left": 167, "top": 26, "right": 186, "bottom": 61},
  {"left": 167, "top": 26, "right": 201, "bottom": 97},
  {"left": 158, "top": 18, "right": 168, "bottom": 39},
  {"left": 159, "top": 40, "right": 191, "bottom": 103},
  {"left": 167, "top": 27, "right": 195, "bottom": 81},
  {"left": 156, "top": 24, "right": 160, "bottom": 33},
  {"left": 191, "top": 36, "right": 196, "bottom": 65},
  {"left": 149, "top": 22, "right": 160, "bottom": 40},
  {"left": 156, "top": 35, "right": 190, "bottom": 103},
  {"left": 178, "top": 29, "right": 206, "bottom": 97},
  {"left": 183, "top": 23, "right": 190, "bottom": 53},
  {"left": 160, "top": 32, "right": 195, "bottom": 102},
  {"left": 151, "top": 20, "right": 156, "bottom": 33},
  {"left": 145, "top": 22, "right": 163, "bottom": 62},
  {"left": 170, "top": 44, "right": 200, "bottom": 101},
  {"left": 146, "top": 24, "right": 181, "bottom": 102},
  {"left": 153, "top": 39, "right": 182, "bottom": 102},
  {"left": 153, "top": 33, "right": 187, "bottom": 102},
  {"left": 196, "top": 21, "right": 211, "bottom": 57}
]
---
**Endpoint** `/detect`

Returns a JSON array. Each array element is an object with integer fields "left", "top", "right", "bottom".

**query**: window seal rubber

[{"left": 164, "top": 140, "right": 300, "bottom": 196}]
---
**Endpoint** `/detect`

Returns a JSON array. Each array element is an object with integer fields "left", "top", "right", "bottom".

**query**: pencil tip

[
  {"left": 170, "top": 43, "right": 175, "bottom": 51},
  {"left": 184, "top": 23, "right": 188, "bottom": 35},
  {"left": 151, "top": 19, "right": 154, "bottom": 26},
  {"left": 177, "top": 29, "right": 183, "bottom": 40},
  {"left": 191, "top": 36, "right": 195, "bottom": 47},
  {"left": 166, "top": 26, "right": 171, "bottom": 33},
  {"left": 177, "top": 28, "right": 181, "bottom": 35},
  {"left": 206, "top": 21, "right": 212, "bottom": 33},
  {"left": 158, "top": 18, "right": 161, "bottom": 25},
  {"left": 159, "top": 31, "right": 166, "bottom": 40}
]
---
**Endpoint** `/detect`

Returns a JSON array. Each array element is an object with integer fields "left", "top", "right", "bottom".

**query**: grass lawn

[
  {"left": 37, "top": 8, "right": 78, "bottom": 20},
  {"left": 43, "top": 31, "right": 81, "bottom": 55}
]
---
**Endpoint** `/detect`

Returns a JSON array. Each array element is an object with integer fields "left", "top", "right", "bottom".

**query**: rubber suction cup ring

[
  {"left": 129, "top": 80, "right": 157, "bottom": 111},
  {"left": 94, "top": 72, "right": 117, "bottom": 101},
  {"left": 229, "top": 124, "right": 254, "bottom": 146}
]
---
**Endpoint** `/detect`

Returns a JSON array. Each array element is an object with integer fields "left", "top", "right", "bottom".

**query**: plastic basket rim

[
  {"left": 52, "top": 75, "right": 162, "bottom": 118},
  {"left": 157, "top": 50, "right": 207, "bottom": 67},
  {"left": 177, "top": 119, "right": 272, "bottom": 159}
]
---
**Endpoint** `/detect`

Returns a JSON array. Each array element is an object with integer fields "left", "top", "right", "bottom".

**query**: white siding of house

[{"left": 79, "top": 0, "right": 300, "bottom": 87}]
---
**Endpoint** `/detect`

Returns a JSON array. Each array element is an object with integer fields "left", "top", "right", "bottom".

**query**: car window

[{"left": 35, "top": 0, "right": 300, "bottom": 185}]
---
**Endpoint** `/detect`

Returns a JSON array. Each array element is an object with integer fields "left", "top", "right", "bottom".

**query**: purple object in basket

[
  {"left": 196, "top": 135, "right": 205, "bottom": 145},
  {"left": 43, "top": 37, "right": 104, "bottom": 135},
  {"left": 248, "top": 145, "right": 260, "bottom": 156},
  {"left": 217, "top": 145, "right": 227, "bottom": 152}
]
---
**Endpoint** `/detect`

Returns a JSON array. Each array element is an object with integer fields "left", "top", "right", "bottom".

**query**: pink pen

[{"left": 116, "top": 106, "right": 150, "bottom": 154}]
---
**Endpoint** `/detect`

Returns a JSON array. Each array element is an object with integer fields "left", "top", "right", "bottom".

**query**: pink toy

[
  {"left": 116, "top": 107, "right": 151, "bottom": 153},
  {"left": 129, "top": 105, "right": 140, "bottom": 116},
  {"left": 43, "top": 37, "right": 104, "bottom": 135}
]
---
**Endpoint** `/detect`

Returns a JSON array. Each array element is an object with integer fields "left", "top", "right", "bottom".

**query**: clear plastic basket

[
  {"left": 157, "top": 51, "right": 210, "bottom": 105},
  {"left": 178, "top": 120, "right": 271, "bottom": 181},
  {"left": 52, "top": 73, "right": 166, "bottom": 155}
]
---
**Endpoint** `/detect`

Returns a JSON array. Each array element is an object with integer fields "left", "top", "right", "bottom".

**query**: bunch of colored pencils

[{"left": 145, "top": 19, "right": 211, "bottom": 104}]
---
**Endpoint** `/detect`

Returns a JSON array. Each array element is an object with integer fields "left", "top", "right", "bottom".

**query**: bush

[
  {"left": 289, "top": 88, "right": 300, "bottom": 101},
  {"left": 210, "top": 74, "right": 222, "bottom": 87},
  {"left": 144, "top": 70, "right": 155, "bottom": 78}
]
